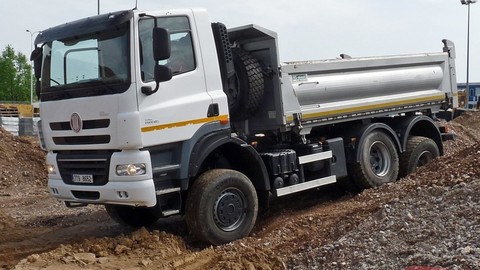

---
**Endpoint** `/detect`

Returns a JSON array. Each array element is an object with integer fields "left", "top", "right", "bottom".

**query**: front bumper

[
  {"left": 48, "top": 178, "right": 157, "bottom": 207},
  {"left": 46, "top": 149, "right": 157, "bottom": 207}
]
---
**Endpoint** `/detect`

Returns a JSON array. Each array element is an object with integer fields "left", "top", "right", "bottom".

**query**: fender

[
  {"left": 354, "top": 122, "right": 402, "bottom": 163},
  {"left": 188, "top": 128, "right": 231, "bottom": 177},
  {"left": 188, "top": 132, "right": 270, "bottom": 191},
  {"left": 385, "top": 115, "right": 443, "bottom": 155}
]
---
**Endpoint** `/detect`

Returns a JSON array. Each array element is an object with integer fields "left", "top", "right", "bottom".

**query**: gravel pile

[
  {"left": 294, "top": 180, "right": 480, "bottom": 270},
  {"left": 289, "top": 119, "right": 480, "bottom": 270}
]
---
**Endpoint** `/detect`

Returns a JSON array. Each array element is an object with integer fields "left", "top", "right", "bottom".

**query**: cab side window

[
  {"left": 167, "top": 33, "right": 195, "bottom": 74},
  {"left": 139, "top": 16, "right": 195, "bottom": 82}
]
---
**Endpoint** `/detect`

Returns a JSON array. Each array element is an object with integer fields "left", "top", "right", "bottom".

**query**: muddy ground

[{"left": 1, "top": 111, "right": 480, "bottom": 270}]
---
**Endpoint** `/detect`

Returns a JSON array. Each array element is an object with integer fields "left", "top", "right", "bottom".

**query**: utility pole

[{"left": 460, "top": 0, "right": 477, "bottom": 107}]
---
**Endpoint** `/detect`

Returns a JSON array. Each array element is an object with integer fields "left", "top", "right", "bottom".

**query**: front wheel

[{"left": 185, "top": 169, "right": 258, "bottom": 245}]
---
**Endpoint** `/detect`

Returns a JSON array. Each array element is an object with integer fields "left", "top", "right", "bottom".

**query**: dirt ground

[{"left": 1, "top": 111, "right": 480, "bottom": 270}]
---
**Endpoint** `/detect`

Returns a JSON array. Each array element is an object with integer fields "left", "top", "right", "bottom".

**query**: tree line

[{"left": 0, "top": 45, "right": 32, "bottom": 102}]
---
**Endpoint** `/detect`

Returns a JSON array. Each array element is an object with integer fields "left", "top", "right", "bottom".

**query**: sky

[{"left": 1, "top": 0, "right": 479, "bottom": 83}]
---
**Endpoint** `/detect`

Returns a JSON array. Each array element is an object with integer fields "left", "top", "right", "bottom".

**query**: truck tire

[
  {"left": 228, "top": 49, "right": 264, "bottom": 120},
  {"left": 398, "top": 136, "right": 439, "bottom": 178},
  {"left": 352, "top": 130, "right": 399, "bottom": 189},
  {"left": 185, "top": 169, "right": 258, "bottom": 245},
  {"left": 105, "top": 205, "right": 160, "bottom": 227}
]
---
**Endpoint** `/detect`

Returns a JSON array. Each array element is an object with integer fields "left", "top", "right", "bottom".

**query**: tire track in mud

[
  {"left": 3, "top": 186, "right": 347, "bottom": 269},
  {"left": 0, "top": 205, "right": 126, "bottom": 269}
]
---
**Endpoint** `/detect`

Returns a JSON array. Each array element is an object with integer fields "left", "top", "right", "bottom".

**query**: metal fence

[{"left": 0, "top": 117, "right": 40, "bottom": 136}]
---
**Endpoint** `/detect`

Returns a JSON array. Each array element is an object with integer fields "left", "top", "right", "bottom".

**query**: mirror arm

[
  {"left": 139, "top": 13, "right": 158, "bottom": 27},
  {"left": 141, "top": 84, "right": 159, "bottom": 96}
]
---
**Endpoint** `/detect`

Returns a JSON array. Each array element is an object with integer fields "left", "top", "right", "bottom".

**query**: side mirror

[
  {"left": 155, "top": 65, "right": 172, "bottom": 83},
  {"left": 142, "top": 65, "right": 172, "bottom": 96},
  {"left": 30, "top": 47, "right": 43, "bottom": 100},
  {"left": 141, "top": 26, "right": 172, "bottom": 96},
  {"left": 153, "top": 28, "right": 171, "bottom": 61},
  {"left": 30, "top": 47, "right": 43, "bottom": 79},
  {"left": 35, "top": 80, "right": 41, "bottom": 99}
]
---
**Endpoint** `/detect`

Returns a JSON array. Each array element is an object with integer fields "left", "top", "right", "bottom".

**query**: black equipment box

[{"left": 260, "top": 150, "right": 298, "bottom": 176}]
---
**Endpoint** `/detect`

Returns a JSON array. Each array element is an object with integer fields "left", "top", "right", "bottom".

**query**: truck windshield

[{"left": 40, "top": 22, "right": 130, "bottom": 101}]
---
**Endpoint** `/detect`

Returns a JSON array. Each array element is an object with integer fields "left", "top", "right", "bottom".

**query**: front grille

[
  {"left": 50, "top": 119, "right": 110, "bottom": 131},
  {"left": 53, "top": 135, "right": 110, "bottom": 145},
  {"left": 57, "top": 151, "right": 114, "bottom": 186},
  {"left": 49, "top": 118, "right": 111, "bottom": 145}
]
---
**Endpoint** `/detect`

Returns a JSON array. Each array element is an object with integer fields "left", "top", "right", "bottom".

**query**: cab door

[{"left": 137, "top": 11, "right": 216, "bottom": 146}]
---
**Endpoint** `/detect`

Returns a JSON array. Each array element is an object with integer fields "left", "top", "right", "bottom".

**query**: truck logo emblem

[{"left": 70, "top": 113, "right": 82, "bottom": 133}]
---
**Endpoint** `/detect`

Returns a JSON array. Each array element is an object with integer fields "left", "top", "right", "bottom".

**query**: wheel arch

[
  {"left": 188, "top": 134, "right": 270, "bottom": 207},
  {"left": 354, "top": 123, "right": 402, "bottom": 163},
  {"left": 188, "top": 129, "right": 232, "bottom": 178},
  {"left": 387, "top": 115, "right": 443, "bottom": 156}
]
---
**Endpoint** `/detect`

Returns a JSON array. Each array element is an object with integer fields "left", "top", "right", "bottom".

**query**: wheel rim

[
  {"left": 213, "top": 187, "right": 247, "bottom": 232},
  {"left": 416, "top": 150, "right": 434, "bottom": 167},
  {"left": 369, "top": 141, "right": 391, "bottom": 177}
]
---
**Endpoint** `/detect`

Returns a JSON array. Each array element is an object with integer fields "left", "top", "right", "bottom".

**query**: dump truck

[{"left": 30, "top": 8, "right": 458, "bottom": 244}]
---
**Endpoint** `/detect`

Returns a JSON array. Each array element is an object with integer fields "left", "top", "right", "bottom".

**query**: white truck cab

[{"left": 36, "top": 9, "right": 229, "bottom": 207}]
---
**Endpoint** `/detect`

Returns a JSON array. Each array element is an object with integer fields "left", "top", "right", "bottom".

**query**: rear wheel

[
  {"left": 185, "top": 169, "right": 258, "bottom": 245},
  {"left": 398, "top": 136, "right": 439, "bottom": 178},
  {"left": 105, "top": 205, "right": 160, "bottom": 227},
  {"left": 352, "top": 130, "right": 399, "bottom": 189}
]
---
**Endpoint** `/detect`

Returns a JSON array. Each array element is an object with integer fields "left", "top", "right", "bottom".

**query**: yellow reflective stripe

[
  {"left": 141, "top": 114, "right": 229, "bottom": 133},
  {"left": 287, "top": 95, "right": 445, "bottom": 122}
]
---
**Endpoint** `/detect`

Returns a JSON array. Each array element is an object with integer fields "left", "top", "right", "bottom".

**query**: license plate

[{"left": 72, "top": 174, "right": 94, "bottom": 183}]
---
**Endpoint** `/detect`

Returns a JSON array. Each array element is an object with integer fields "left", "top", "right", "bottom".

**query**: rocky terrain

[{"left": 1, "top": 111, "right": 480, "bottom": 270}]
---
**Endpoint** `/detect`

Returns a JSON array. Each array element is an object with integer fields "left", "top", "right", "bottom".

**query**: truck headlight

[
  {"left": 46, "top": 164, "right": 56, "bottom": 175},
  {"left": 116, "top": 163, "right": 146, "bottom": 176}
]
